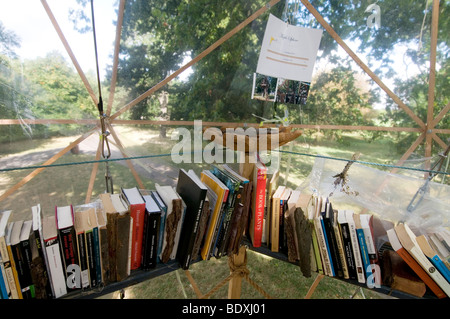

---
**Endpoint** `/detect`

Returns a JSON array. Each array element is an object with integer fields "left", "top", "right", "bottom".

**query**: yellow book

[
  {"left": 200, "top": 170, "right": 228, "bottom": 260},
  {"left": 5, "top": 222, "right": 23, "bottom": 299}
]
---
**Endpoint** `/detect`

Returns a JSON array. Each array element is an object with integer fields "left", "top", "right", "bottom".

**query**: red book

[
  {"left": 121, "top": 187, "right": 146, "bottom": 270},
  {"left": 387, "top": 228, "right": 447, "bottom": 299},
  {"left": 249, "top": 159, "right": 267, "bottom": 247}
]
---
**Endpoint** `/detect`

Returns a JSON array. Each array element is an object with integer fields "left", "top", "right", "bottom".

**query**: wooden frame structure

[{"left": 0, "top": 0, "right": 448, "bottom": 298}]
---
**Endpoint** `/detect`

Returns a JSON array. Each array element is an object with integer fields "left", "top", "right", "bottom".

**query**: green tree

[{"left": 23, "top": 52, "right": 96, "bottom": 121}]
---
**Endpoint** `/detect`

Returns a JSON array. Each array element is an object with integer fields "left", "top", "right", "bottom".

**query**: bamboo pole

[
  {"left": 2, "top": 119, "right": 449, "bottom": 135},
  {"left": 107, "top": 123, "right": 146, "bottom": 189},
  {"left": 40, "top": 0, "right": 99, "bottom": 107},
  {"left": 85, "top": 136, "right": 103, "bottom": 204},
  {"left": 304, "top": 273, "right": 324, "bottom": 299},
  {"left": 0, "top": 127, "right": 98, "bottom": 203}
]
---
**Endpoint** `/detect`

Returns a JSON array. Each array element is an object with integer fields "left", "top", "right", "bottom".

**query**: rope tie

[{"left": 185, "top": 248, "right": 274, "bottom": 299}]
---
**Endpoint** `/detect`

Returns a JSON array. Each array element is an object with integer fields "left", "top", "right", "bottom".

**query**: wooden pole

[
  {"left": 304, "top": 273, "right": 324, "bottom": 299},
  {"left": 227, "top": 245, "right": 247, "bottom": 299}
]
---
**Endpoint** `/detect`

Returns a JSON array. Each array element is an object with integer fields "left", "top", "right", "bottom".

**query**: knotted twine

[{"left": 184, "top": 249, "right": 274, "bottom": 299}]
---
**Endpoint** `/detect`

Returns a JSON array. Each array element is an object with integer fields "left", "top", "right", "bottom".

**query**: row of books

[
  {"left": 0, "top": 163, "right": 257, "bottom": 299},
  {"left": 263, "top": 187, "right": 450, "bottom": 299}
]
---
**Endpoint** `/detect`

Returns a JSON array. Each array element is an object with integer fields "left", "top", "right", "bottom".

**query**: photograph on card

[
  {"left": 251, "top": 73, "right": 278, "bottom": 102},
  {"left": 275, "top": 78, "right": 310, "bottom": 105}
]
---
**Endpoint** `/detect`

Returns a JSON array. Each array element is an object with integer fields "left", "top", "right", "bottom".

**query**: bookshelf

[{"left": 0, "top": 0, "right": 448, "bottom": 302}]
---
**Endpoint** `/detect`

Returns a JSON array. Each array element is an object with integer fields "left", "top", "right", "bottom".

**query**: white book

[
  {"left": 42, "top": 215, "right": 67, "bottom": 298},
  {"left": 395, "top": 223, "right": 450, "bottom": 297}
]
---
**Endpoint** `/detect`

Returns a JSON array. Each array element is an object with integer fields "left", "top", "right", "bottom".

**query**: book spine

[
  {"left": 58, "top": 226, "right": 79, "bottom": 290},
  {"left": 210, "top": 196, "right": 227, "bottom": 258},
  {"left": 92, "top": 227, "right": 102, "bottom": 285},
  {"left": 33, "top": 231, "right": 53, "bottom": 298},
  {"left": 44, "top": 238, "right": 67, "bottom": 298},
  {"left": 271, "top": 198, "right": 280, "bottom": 252},
  {"left": 339, "top": 222, "right": 356, "bottom": 280},
  {"left": 106, "top": 214, "right": 118, "bottom": 282},
  {"left": 85, "top": 229, "right": 96, "bottom": 288},
  {"left": 217, "top": 188, "right": 239, "bottom": 258},
  {"left": 348, "top": 220, "right": 365, "bottom": 284},
  {"left": 320, "top": 217, "right": 335, "bottom": 276},
  {"left": 76, "top": 232, "right": 90, "bottom": 289},
  {"left": 148, "top": 214, "right": 161, "bottom": 269},
  {"left": 181, "top": 198, "right": 205, "bottom": 269},
  {"left": 252, "top": 170, "right": 266, "bottom": 248},
  {"left": 356, "top": 228, "right": 373, "bottom": 284},
  {"left": 13, "top": 242, "right": 34, "bottom": 298},
  {"left": 308, "top": 220, "right": 323, "bottom": 274},
  {"left": 409, "top": 246, "right": 450, "bottom": 296},
  {"left": 129, "top": 203, "right": 146, "bottom": 270},
  {"left": 0, "top": 237, "right": 20, "bottom": 299},
  {"left": 430, "top": 255, "right": 450, "bottom": 283},
  {"left": 314, "top": 218, "right": 332, "bottom": 276},
  {"left": 0, "top": 262, "right": 9, "bottom": 299},
  {"left": 395, "top": 247, "right": 446, "bottom": 298},
  {"left": 141, "top": 211, "right": 150, "bottom": 269},
  {"left": 6, "top": 245, "right": 23, "bottom": 299},
  {"left": 333, "top": 223, "right": 349, "bottom": 279},
  {"left": 323, "top": 217, "right": 343, "bottom": 277}
]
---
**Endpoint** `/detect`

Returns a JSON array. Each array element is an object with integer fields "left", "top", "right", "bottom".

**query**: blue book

[
  {"left": 417, "top": 235, "right": 450, "bottom": 283},
  {"left": 0, "top": 262, "right": 9, "bottom": 299}
]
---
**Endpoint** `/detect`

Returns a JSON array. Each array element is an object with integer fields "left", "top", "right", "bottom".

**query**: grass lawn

[{"left": 0, "top": 126, "right": 429, "bottom": 299}]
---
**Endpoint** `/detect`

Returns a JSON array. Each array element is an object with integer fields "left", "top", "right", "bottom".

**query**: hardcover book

[
  {"left": 394, "top": 223, "right": 450, "bottom": 297},
  {"left": 56, "top": 205, "right": 80, "bottom": 291},
  {"left": 99, "top": 193, "right": 131, "bottom": 282},
  {"left": 200, "top": 170, "right": 229, "bottom": 260},
  {"left": 31, "top": 204, "right": 52, "bottom": 298},
  {"left": 270, "top": 186, "right": 285, "bottom": 252},
  {"left": 387, "top": 227, "right": 447, "bottom": 298},
  {"left": 249, "top": 159, "right": 267, "bottom": 248},
  {"left": 211, "top": 165, "right": 242, "bottom": 258},
  {"left": 121, "top": 187, "right": 146, "bottom": 270},
  {"left": 0, "top": 210, "right": 20, "bottom": 299},
  {"left": 155, "top": 184, "right": 183, "bottom": 263},
  {"left": 142, "top": 194, "right": 162, "bottom": 270},
  {"left": 176, "top": 169, "right": 207, "bottom": 269},
  {"left": 10, "top": 220, "right": 35, "bottom": 298}
]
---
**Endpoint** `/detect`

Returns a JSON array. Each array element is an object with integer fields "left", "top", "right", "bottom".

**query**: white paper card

[{"left": 256, "top": 14, "right": 323, "bottom": 82}]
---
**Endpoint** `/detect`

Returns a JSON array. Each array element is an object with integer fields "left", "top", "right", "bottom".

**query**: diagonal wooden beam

[
  {"left": 431, "top": 101, "right": 450, "bottom": 129},
  {"left": 40, "top": 0, "right": 99, "bottom": 107},
  {"left": 107, "top": 124, "right": 145, "bottom": 189},
  {"left": 0, "top": 127, "right": 98, "bottom": 203},
  {"left": 85, "top": 136, "right": 103, "bottom": 204},
  {"left": 431, "top": 132, "right": 448, "bottom": 150},
  {"left": 299, "top": 0, "right": 426, "bottom": 130},
  {"left": 106, "top": 0, "right": 126, "bottom": 116},
  {"left": 110, "top": 0, "right": 282, "bottom": 121}
]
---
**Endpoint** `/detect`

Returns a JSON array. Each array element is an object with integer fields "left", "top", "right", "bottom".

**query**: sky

[{"left": 0, "top": 0, "right": 117, "bottom": 78}]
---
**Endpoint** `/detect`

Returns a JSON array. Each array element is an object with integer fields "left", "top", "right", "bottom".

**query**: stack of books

[
  {"left": 1, "top": 163, "right": 449, "bottom": 299},
  {"left": 261, "top": 188, "right": 450, "bottom": 299},
  {"left": 0, "top": 163, "right": 256, "bottom": 299}
]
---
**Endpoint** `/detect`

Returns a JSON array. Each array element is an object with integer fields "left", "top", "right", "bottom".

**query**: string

[
  {"left": 90, "top": 0, "right": 113, "bottom": 193},
  {"left": 2, "top": 149, "right": 449, "bottom": 176}
]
